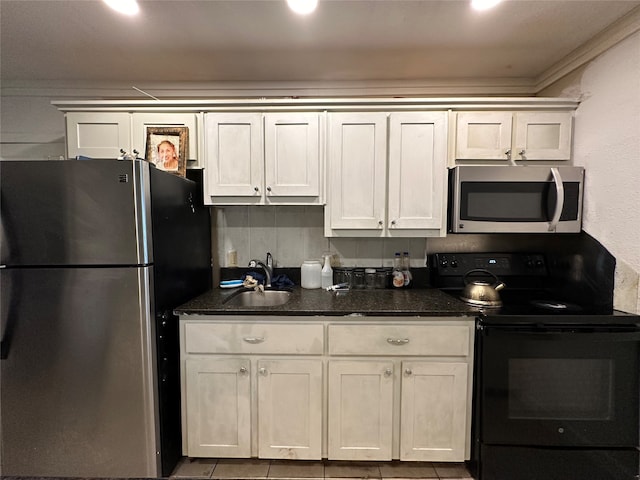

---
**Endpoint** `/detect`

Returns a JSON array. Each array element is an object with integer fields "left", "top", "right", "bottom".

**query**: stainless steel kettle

[{"left": 460, "top": 269, "right": 506, "bottom": 307}]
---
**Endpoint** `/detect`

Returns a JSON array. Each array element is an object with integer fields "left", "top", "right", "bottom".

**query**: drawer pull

[
  {"left": 243, "top": 336, "right": 265, "bottom": 344},
  {"left": 259, "top": 367, "right": 268, "bottom": 376},
  {"left": 384, "top": 368, "right": 393, "bottom": 377},
  {"left": 387, "top": 337, "right": 410, "bottom": 345},
  {"left": 239, "top": 366, "right": 248, "bottom": 374},
  {"left": 405, "top": 368, "right": 413, "bottom": 376}
]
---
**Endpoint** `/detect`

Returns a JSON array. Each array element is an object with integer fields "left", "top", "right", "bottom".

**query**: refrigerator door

[
  {"left": 0, "top": 159, "right": 152, "bottom": 266},
  {"left": 0, "top": 266, "right": 160, "bottom": 477}
]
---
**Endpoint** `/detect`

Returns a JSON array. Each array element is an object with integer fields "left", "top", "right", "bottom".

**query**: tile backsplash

[{"left": 213, "top": 206, "right": 428, "bottom": 270}]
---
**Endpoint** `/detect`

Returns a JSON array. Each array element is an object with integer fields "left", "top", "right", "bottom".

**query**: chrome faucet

[{"left": 248, "top": 258, "right": 273, "bottom": 287}]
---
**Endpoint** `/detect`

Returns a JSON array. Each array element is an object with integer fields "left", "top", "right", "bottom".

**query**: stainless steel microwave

[{"left": 448, "top": 165, "right": 584, "bottom": 233}]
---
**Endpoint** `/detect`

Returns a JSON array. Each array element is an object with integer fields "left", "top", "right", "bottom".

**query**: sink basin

[{"left": 224, "top": 288, "right": 292, "bottom": 307}]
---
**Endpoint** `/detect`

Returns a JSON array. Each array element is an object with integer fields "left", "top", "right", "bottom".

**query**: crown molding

[
  {"left": 2, "top": 78, "right": 537, "bottom": 99},
  {"left": 535, "top": 5, "right": 640, "bottom": 92}
]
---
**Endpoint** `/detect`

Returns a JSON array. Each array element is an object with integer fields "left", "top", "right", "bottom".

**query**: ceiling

[{"left": 2, "top": 0, "right": 640, "bottom": 89}]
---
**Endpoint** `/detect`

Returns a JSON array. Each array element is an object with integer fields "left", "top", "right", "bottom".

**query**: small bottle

[
  {"left": 392, "top": 252, "right": 405, "bottom": 288},
  {"left": 402, "top": 252, "right": 413, "bottom": 288},
  {"left": 322, "top": 254, "right": 334, "bottom": 289}
]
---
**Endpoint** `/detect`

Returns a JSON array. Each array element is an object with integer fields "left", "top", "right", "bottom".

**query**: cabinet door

[
  {"left": 328, "top": 360, "right": 394, "bottom": 460},
  {"left": 513, "top": 112, "right": 572, "bottom": 161},
  {"left": 264, "top": 113, "right": 321, "bottom": 202},
  {"left": 400, "top": 361, "right": 468, "bottom": 462},
  {"left": 131, "top": 113, "right": 199, "bottom": 165},
  {"left": 455, "top": 112, "right": 512, "bottom": 160},
  {"left": 204, "top": 113, "right": 263, "bottom": 203},
  {"left": 257, "top": 359, "right": 322, "bottom": 460},
  {"left": 185, "top": 357, "right": 251, "bottom": 457},
  {"left": 387, "top": 112, "right": 447, "bottom": 233},
  {"left": 66, "top": 112, "right": 131, "bottom": 159},
  {"left": 328, "top": 113, "right": 388, "bottom": 232}
]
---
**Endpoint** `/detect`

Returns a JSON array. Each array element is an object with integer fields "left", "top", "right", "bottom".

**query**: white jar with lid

[{"left": 301, "top": 260, "right": 322, "bottom": 289}]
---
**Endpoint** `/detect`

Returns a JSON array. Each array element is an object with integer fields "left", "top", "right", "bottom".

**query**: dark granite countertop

[{"left": 174, "top": 286, "right": 480, "bottom": 317}]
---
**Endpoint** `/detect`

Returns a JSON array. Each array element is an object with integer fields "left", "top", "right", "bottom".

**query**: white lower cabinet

[
  {"left": 328, "top": 360, "right": 394, "bottom": 460},
  {"left": 180, "top": 317, "right": 474, "bottom": 462},
  {"left": 257, "top": 358, "right": 323, "bottom": 459},
  {"left": 400, "top": 361, "right": 468, "bottom": 461},
  {"left": 185, "top": 357, "right": 251, "bottom": 457},
  {"left": 326, "top": 323, "right": 472, "bottom": 462},
  {"left": 181, "top": 321, "right": 324, "bottom": 459}
]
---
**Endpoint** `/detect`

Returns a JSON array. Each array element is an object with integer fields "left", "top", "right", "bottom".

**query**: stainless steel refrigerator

[{"left": 0, "top": 159, "right": 211, "bottom": 477}]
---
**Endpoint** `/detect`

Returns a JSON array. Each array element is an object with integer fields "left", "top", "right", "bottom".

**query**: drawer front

[
  {"left": 184, "top": 322, "right": 324, "bottom": 354},
  {"left": 328, "top": 324, "right": 470, "bottom": 356}
]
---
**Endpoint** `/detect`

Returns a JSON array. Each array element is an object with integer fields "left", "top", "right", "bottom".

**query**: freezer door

[
  {"left": 0, "top": 159, "right": 152, "bottom": 266},
  {"left": 0, "top": 266, "right": 160, "bottom": 477}
]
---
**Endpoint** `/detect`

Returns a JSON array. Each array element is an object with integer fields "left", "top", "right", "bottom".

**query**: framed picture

[{"left": 144, "top": 126, "right": 188, "bottom": 177}]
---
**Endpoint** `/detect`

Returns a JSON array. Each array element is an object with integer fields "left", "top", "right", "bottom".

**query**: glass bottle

[
  {"left": 402, "top": 251, "right": 413, "bottom": 288},
  {"left": 392, "top": 252, "right": 405, "bottom": 288}
]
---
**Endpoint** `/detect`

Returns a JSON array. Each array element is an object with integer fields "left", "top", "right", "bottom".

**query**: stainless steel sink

[{"left": 224, "top": 288, "right": 292, "bottom": 307}]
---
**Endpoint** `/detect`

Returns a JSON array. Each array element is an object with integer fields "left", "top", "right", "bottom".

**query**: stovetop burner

[{"left": 529, "top": 299, "right": 583, "bottom": 312}]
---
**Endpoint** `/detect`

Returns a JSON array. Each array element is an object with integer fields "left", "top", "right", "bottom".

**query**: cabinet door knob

[
  {"left": 239, "top": 366, "right": 248, "bottom": 374},
  {"left": 519, "top": 149, "right": 526, "bottom": 156},
  {"left": 384, "top": 368, "right": 393, "bottom": 377},
  {"left": 266, "top": 186, "right": 272, "bottom": 192},
  {"left": 378, "top": 220, "right": 383, "bottom": 227},
  {"left": 254, "top": 186, "right": 259, "bottom": 192},
  {"left": 405, "top": 368, "right": 413, "bottom": 376},
  {"left": 387, "top": 337, "right": 410, "bottom": 345},
  {"left": 390, "top": 220, "right": 397, "bottom": 227},
  {"left": 504, "top": 149, "right": 512, "bottom": 157},
  {"left": 259, "top": 367, "right": 268, "bottom": 376}
]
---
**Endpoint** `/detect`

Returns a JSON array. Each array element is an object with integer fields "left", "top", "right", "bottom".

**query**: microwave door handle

[{"left": 548, "top": 167, "right": 565, "bottom": 231}]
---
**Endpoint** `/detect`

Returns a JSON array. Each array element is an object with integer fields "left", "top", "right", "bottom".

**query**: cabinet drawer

[
  {"left": 328, "top": 324, "right": 470, "bottom": 356},
  {"left": 184, "top": 323, "right": 324, "bottom": 354}
]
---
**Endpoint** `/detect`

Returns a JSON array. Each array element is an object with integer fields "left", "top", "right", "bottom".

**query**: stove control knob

[
  {"left": 440, "top": 260, "right": 448, "bottom": 268},
  {"left": 450, "top": 260, "right": 458, "bottom": 268}
]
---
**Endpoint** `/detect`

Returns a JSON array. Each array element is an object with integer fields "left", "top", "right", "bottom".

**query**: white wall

[
  {"left": 0, "top": 95, "right": 65, "bottom": 160},
  {"left": 543, "top": 31, "right": 640, "bottom": 313}
]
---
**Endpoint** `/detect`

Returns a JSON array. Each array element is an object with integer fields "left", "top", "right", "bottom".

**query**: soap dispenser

[{"left": 321, "top": 254, "right": 333, "bottom": 288}]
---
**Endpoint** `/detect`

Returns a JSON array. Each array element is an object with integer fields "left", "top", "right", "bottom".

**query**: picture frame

[{"left": 144, "top": 126, "right": 188, "bottom": 177}]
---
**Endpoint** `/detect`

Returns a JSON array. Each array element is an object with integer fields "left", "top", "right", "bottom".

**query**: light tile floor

[{"left": 171, "top": 458, "right": 473, "bottom": 480}]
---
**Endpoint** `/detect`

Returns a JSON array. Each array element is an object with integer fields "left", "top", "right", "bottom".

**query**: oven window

[{"left": 508, "top": 358, "right": 614, "bottom": 420}]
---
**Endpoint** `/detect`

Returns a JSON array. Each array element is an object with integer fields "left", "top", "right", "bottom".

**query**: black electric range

[{"left": 431, "top": 252, "right": 640, "bottom": 480}]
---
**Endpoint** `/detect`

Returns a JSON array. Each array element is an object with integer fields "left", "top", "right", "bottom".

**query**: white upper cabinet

[
  {"left": 455, "top": 111, "right": 573, "bottom": 162},
  {"left": 327, "top": 112, "right": 388, "bottom": 232},
  {"left": 66, "top": 112, "right": 131, "bottom": 159},
  {"left": 264, "top": 113, "right": 321, "bottom": 199},
  {"left": 326, "top": 111, "right": 448, "bottom": 237},
  {"left": 204, "top": 112, "right": 322, "bottom": 205},
  {"left": 204, "top": 113, "right": 264, "bottom": 202},
  {"left": 513, "top": 112, "right": 572, "bottom": 160},
  {"left": 387, "top": 112, "right": 447, "bottom": 233},
  {"left": 66, "top": 112, "right": 201, "bottom": 166}
]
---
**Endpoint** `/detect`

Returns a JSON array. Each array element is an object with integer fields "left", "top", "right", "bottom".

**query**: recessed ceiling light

[
  {"left": 287, "top": 0, "right": 318, "bottom": 15},
  {"left": 471, "top": 0, "right": 502, "bottom": 11},
  {"left": 103, "top": 0, "right": 140, "bottom": 16}
]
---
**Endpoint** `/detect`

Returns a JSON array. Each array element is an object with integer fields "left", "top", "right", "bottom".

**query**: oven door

[{"left": 479, "top": 325, "right": 640, "bottom": 447}]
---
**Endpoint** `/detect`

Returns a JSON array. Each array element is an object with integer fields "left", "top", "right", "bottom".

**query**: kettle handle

[{"left": 463, "top": 269, "right": 506, "bottom": 290}]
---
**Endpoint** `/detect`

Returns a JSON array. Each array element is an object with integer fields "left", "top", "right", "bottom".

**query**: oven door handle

[
  {"left": 483, "top": 328, "right": 640, "bottom": 342},
  {"left": 548, "top": 167, "right": 565, "bottom": 232}
]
